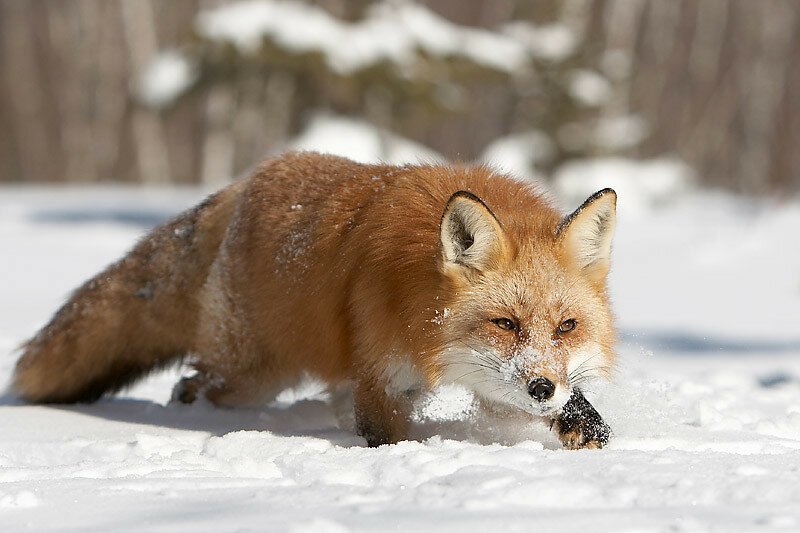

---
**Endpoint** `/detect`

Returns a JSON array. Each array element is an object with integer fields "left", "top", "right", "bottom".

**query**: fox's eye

[
  {"left": 491, "top": 318, "right": 516, "bottom": 331},
  {"left": 557, "top": 319, "right": 577, "bottom": 334}
]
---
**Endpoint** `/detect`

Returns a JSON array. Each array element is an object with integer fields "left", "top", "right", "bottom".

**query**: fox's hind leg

[
  {"left": 172, "top": 314, "right": 286, "bottom": 408},
  {"left": 171, "top": 257, "right": 284, "bottom": 408},
  {"left": 171, "top": 363, "right": 282, "bottom": 408}
]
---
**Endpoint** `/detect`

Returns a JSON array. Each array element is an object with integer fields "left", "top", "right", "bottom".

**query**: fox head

[{"left": 435, "top": 188, "right": 617, "bottom": 417}]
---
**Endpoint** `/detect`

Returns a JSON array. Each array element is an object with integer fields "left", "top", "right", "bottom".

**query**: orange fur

[{"left": 12, "top": 152, "right": 617, "bottom": 448}]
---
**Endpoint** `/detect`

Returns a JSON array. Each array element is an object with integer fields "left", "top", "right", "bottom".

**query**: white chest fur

[{"left": 383, "top": 358, "right": 424, "bottom": 398}]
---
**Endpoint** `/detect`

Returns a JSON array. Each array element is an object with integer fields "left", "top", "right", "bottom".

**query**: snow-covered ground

[{"left": 2, "top": 179, "right": 800, "bottom": 532}]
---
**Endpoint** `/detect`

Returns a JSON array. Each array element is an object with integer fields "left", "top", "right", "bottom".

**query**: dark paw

[
  {"left": 553, "top": 389, "right": 611, "bottom": 450},
  {"left": 356, "top": 421, "right": 391, "bottom": 447},
  {"left": 171, "top": 369, "right": 228, "bottom": 405},
  {"left": 171, "top": 375, "right": 205, "bottom": 404}
]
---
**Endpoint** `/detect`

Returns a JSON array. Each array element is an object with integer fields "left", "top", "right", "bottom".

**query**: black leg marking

[
  {"left": 553, "top": 388, "right": 611, "bottom": 449},
  {"left": 355, "top": 416, "right": 391, "bottom": 448}
]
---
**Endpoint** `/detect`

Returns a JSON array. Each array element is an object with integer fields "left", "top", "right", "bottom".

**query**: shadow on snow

[
  {"left": 621, "top": 329, "right": 800, "bottom": 355},
  {"left": 0, "top": 391, "right": 561, "bottom": 448},
  {"left": 29, "top": 208, "right": 173, "bottom": 228}
]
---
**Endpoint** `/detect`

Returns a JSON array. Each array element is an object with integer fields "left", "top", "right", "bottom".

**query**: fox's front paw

[{"left": 553, "top": 389, "right": 611, "bottom": 450}]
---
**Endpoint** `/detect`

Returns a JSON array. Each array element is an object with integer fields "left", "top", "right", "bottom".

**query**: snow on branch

[
  {"left": 140, "top": 0, "right": 580, "bottom": 107},
  {"left": 194, "top": 0, "right": 572, "bottom": 74}
]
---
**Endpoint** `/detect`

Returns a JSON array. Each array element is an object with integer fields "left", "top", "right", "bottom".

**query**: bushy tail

[{"left": 12, "top": 183, "right": 243, "bottom": 403}]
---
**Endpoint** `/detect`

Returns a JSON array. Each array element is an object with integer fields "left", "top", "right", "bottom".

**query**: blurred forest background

[{"left": 1, "top": 0, "right": 798, "bottom": 195}]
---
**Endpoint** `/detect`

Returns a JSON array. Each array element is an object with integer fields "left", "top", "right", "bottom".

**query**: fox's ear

[
  {"left": 557, "top": 188, "right": 617, "bottom": 284},
  {"left": 440, "top": 191, "right": 509, "bottom": 273}
]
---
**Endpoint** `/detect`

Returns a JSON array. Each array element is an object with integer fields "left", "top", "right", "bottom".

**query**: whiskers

[
  {"left": 439, "top": 340, "right": 511, "bottom": 386},
  {"left": 437, "top": 339, "right": 536, "bottom": 411},
  {"left": 567, "top": 353, "right": 611, "bottom": 388}
]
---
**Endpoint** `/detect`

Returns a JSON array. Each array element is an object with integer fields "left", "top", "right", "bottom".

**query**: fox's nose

[{"left": 528, "top": 377, "right": 555, "bottom": 401}]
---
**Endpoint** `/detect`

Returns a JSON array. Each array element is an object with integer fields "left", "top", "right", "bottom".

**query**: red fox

[{"left": 13, "top": 152, "right": 617, "bottom": 449}]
